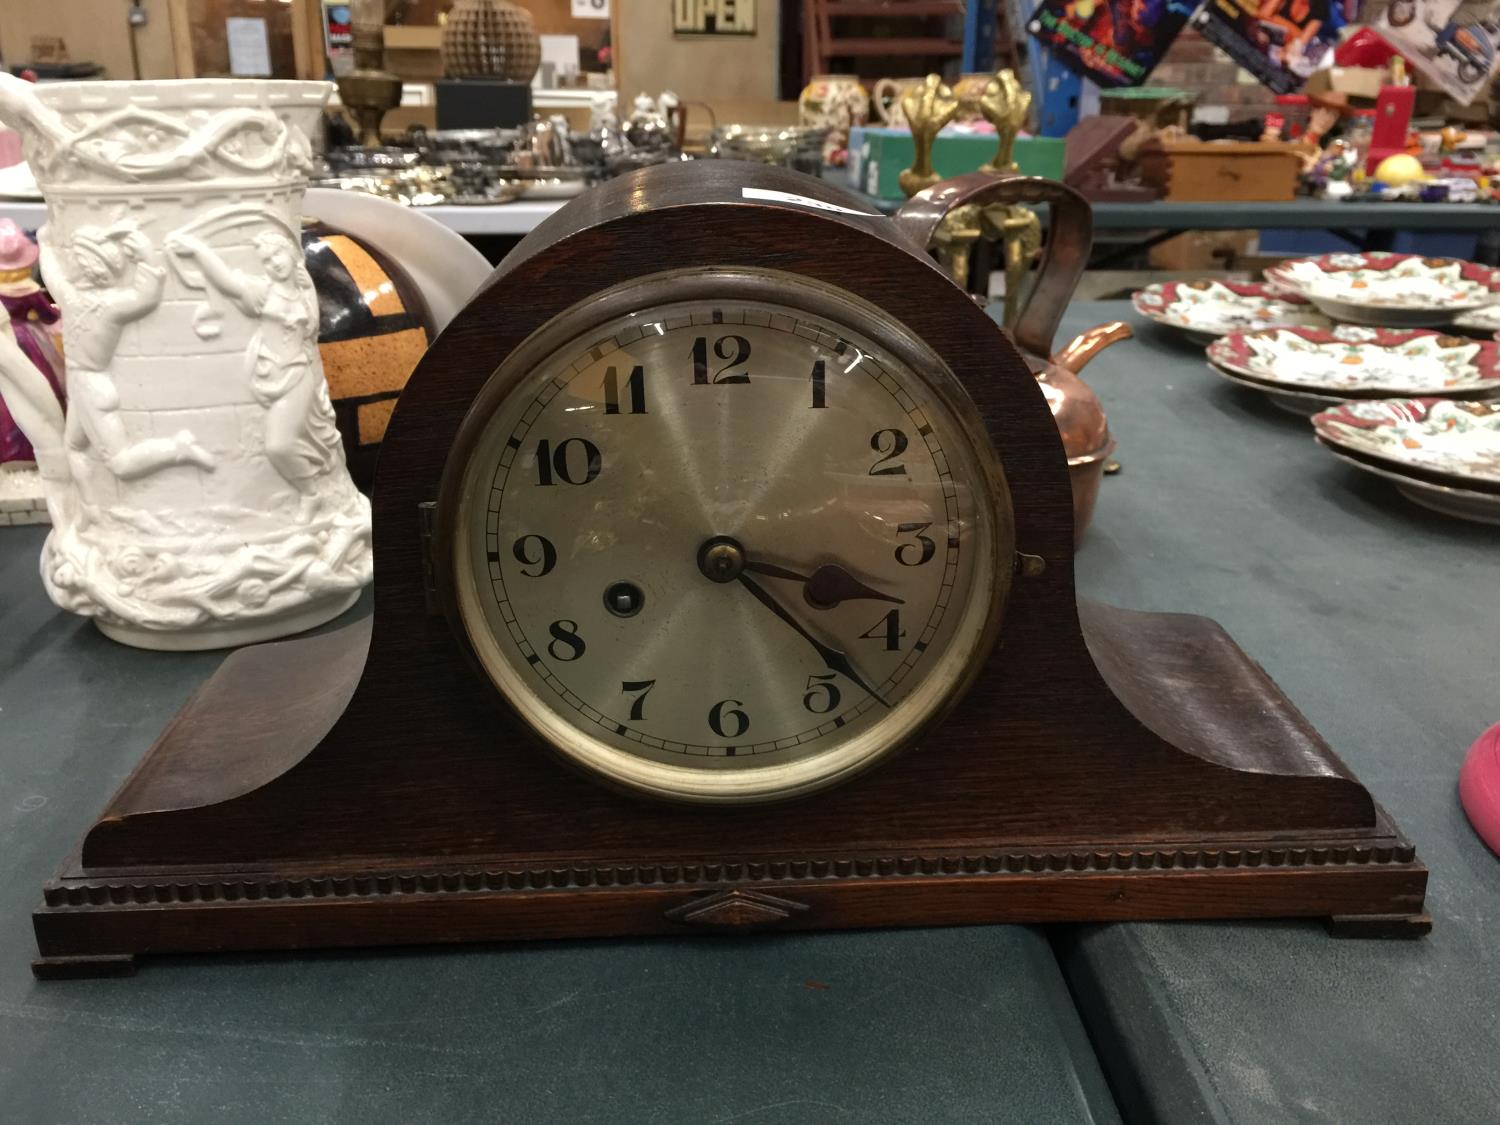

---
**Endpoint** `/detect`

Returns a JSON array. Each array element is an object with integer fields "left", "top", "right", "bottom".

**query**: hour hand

[{"left": 742, "top": 560, "right": 904, "bottom": 609}]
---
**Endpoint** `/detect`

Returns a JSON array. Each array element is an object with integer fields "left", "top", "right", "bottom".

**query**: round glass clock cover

[{"left": 446, "top": 271, "right": 1012, "bottom": 802}]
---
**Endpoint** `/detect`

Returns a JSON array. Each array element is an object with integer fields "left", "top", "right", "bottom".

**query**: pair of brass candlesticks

[{"left": 897, "top": 70, "right": 1039, "bottom": 328}]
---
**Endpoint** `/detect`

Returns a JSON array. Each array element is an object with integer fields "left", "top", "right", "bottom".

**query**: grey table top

[
  {"left": 1084, "top": 199, "right": 1499, "bottom": 231},
  {"left": 1059, "top": 300, "right": 1500, "bottom": 1124},
  {"left": 853, "top": 178, "right": 1497, "bottom": 231}
]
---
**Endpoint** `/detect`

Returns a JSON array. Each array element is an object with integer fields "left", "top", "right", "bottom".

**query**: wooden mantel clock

[{"left": 32, "top": 163, "right": 1427, "bottom": 977}]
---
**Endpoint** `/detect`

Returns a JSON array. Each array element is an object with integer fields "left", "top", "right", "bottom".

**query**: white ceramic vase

[{"left": 0, "top": 76, "right": 371, "bottom": 650}]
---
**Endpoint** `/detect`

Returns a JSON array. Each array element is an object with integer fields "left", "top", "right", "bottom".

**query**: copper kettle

[{"left": 893, "top": 171, "right": 1130, "bottom": 538}]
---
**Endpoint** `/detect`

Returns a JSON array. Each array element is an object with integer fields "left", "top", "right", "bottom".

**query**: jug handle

[
  {"left": 892, "top": 171, "right": 1093, "bottom": 359},
  {"left": 0, "top": 71, "right": 69, "bottom": 149}
]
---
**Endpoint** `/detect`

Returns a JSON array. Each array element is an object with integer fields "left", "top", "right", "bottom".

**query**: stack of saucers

[
  {"left": 1311, "top": 399, "right": 1500, "bottom": 524},
  {"left": 1205, "top": 326, "right": 1500, "bottom": 415}
]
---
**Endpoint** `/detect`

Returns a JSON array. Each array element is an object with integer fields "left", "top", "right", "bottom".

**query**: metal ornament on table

[
  {"left": 0, "top": 75, "right": 371, "bottom": 650},
  {"left": 708, "top": 125, "right": 826, "bottom": 176},
  {"left": 979, "top": 70, "right": 1031, "bottom": 175},
  {"left": 898, "top": 75, "right": 973, "bottom": 288},
  {"left": 976, "top": 70, "right": 1038, "bottom": 329},
  {"left": 335, "top": 0, "right": 403, "bottom": 148},
  {"left": 897, "top": 75, "right": 959, "bottom": 198},
  {"left": 899, "top": 70, "right": 1042, "bottom": 332}
]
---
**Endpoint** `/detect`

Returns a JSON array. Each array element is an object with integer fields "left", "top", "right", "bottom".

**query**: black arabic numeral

[
  {"left": 810, "top": 358, "right": 827, "bottom": 409},
  {"left": 895, "top": 522, "right": 936, "bottom": 566},
  {"left": 708, "top": 699, "right": 749, "bottom": 738},
  {"left": 802, "top": 673, "right": 842, "bottom": 715},
  {"left": 868, "top": 428, "right": 908, "bottom": 476},
  {"left": 621, "top": 679, "right": 656, "bottom": 721},
  {"left": 547, "top": 619, "right": 586, "bottom": 661},
  {"left": 512, "top": 534, "right": 557, "bottom": 577},
  {"left": 534, "top": 437, "right": 602, "bottom": 486},
  {"left": 859, "top": 609, "right": 905, "bottom": 651},
  {"left": 691, "top": 334, "right": 751, "bottom": 385},
  {"left": 603, "top": 364, "right": 647, "bottom": 414}
]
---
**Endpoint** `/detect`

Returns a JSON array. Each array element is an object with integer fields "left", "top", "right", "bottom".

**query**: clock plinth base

[{"left": 32, "top": 605, "right": 1427, "bottom": 975}]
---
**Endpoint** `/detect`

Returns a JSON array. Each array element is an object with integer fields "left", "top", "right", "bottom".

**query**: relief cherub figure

[
  {"left": 166, "top": 227, "right": 341, "bottom": 522},
  {"left": 38, "top": 221, "right": 216, "bottom": 505}
]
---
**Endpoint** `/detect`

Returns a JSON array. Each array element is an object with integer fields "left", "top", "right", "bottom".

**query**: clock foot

[
  {"left": 1327, "top": 912, "right": 1432, "bottom": 939},
  {"left": 31, "top": 952, "right": 137, "bottom": 980}
]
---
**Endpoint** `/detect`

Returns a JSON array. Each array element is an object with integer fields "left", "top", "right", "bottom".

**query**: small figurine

[
  {"left": 1323, "top": 140, "right": 1357, "bottom": 198},
  {"left": 0, "top": 219, "right": 64, "bottom": 470}
]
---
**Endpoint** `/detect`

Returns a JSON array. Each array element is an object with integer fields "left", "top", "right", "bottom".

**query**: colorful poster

[
  {"left": 1027, "top": 0, "right": 1202, "bottom": 88},
  {"left": 1376, "top": 1, "right": 1500, "bottom": 105},
  {"left": 1192, "top": 0, "right": 1346, "bottom": 94}
]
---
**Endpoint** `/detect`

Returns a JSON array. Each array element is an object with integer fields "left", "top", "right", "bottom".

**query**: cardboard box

[{"left": 848, "top": 127, "right": 1067, "bottom": 201}]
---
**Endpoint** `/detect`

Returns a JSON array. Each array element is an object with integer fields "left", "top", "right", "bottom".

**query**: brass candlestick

[
  {"left": 979, "top": 70, "right": 1031, "bottom": 174},
  {"left": 982, "top": 201, "right": 1041, "bottom": 329},
  {"left": 977, "top": 69, "right": 1039, "bottom": 328},
  {"left": 335, "top": 0, "right": 403, "bottom": 148},
  {"left": 898, "top": 75, "right": 959, "bottom": 199}
]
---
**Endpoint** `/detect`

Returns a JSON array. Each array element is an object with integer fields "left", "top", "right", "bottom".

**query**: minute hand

[{"left": 736, "top": 573, "right": 891, "bottom": 708}]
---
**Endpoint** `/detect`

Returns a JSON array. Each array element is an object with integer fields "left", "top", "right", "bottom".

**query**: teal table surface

[
  {"left": 0, "top": 549, "right": 1116, "bottom": 1123},
  {"left": 1056, "top": 301, "right": 1500, "bottom": 1125}
]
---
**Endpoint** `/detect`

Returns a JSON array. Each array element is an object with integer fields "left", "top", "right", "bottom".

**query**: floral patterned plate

[
  {"left": 1319, "top": 445, "right": 1500, "bottom": 525},
  {"left": 1208, "top": 326, "right": 1500, "bottom": 398},
  {"left": 1454, "top": 302, "right": 1500, "bottom": 337},
  {"left": 1265, "top": 253, "right": 1500, "bottom": 328},
  {"left": 1311, "top": 398, "right": 1500, "bottom": 488},
  {"left": 1206, "top": 361, "right": 1347, "bottom": 416},
  {"left": 1131, "top": 280, "right": 1331, "bottom": 344}
]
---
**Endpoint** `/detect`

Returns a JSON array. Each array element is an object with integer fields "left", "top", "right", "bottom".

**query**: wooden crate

[{"left": 1138, "top": 139, "right": 1303, "bottom": 202}]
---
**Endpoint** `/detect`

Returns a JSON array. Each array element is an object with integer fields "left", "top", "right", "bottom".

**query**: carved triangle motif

[{"left": 665, "top": 888, "right": 812, "bottom": 930}]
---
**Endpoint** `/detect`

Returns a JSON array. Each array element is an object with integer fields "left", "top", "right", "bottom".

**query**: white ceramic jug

[{"left": 0, "top": 76, "right": 371, "bottom": 650}]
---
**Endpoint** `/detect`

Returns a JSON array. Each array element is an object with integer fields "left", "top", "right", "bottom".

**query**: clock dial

[{"left": 447, "top": 273, "right": 1011, "bottom": 802}]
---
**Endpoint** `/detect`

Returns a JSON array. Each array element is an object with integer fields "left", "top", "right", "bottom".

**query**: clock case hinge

[{"left": 417, "top": 500, "right": 440, "bottom": 615}]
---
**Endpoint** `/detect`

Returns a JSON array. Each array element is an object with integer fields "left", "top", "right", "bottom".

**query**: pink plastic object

[{"left": 1460, "top": 722, "right": 1500, "bottom": 856}]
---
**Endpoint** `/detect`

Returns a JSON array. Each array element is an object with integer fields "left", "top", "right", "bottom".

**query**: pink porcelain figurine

[{"left": 0, "top": 218, "right": 64, "bottom": 468}]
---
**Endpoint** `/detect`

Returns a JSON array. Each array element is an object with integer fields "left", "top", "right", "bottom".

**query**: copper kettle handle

[{"left": 892, "top": 171, "right": 1093, "bottom": 358}]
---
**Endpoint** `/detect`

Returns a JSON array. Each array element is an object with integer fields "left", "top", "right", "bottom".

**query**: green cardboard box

[{"left": 847, "top": 127, "right": 1066, "bottom": 201}]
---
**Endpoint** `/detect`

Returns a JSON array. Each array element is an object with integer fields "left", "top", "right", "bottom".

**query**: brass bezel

[{"left": 434, "top": 268, "right": 1016, "bottom": 804}]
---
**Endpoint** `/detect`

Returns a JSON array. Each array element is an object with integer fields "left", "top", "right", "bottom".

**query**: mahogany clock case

[{"left": 31, "top": 163, "right": 1426, "bottom": 976}]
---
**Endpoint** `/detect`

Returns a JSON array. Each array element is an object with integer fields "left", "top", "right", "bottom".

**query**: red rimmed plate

[
  {"left": 1265, "top": 253, "right": 1500, "bottom": 327},
  {"left": 1131, "top": 280, "right": 1331, "bottom": 343},
  {"left": 1311, "top": 398, "right": 1500, "bottom": 489},
  {"left": 1208, "top": 326, "right": 1500, "bottom": 398}
]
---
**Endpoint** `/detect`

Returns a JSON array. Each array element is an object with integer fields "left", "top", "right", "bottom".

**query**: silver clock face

[{"left": 447, "top": 273, "right": 1011, "bottom": 802}]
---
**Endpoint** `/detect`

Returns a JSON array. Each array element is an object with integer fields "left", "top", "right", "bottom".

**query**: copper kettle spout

[{"left": 1051, "top": 320, "right": 1132, "bottom": 375}]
